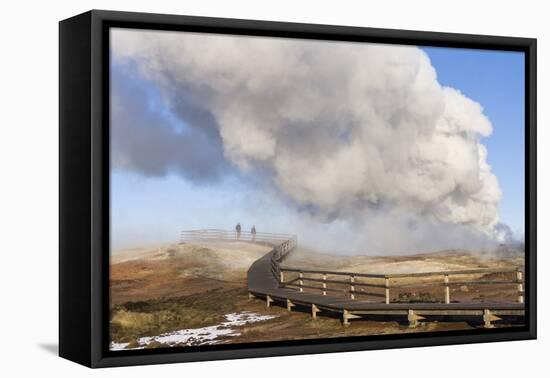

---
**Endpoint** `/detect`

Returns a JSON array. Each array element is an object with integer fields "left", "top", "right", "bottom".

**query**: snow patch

[
  {"left": 110, "top": 342, "right": 130, "bottom": 351},
  {"left": 110, "top": 311, "right": 277, "bottom": 351}
]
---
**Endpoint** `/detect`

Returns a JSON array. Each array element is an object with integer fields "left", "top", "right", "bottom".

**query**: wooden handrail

[
  {"left": 182, "top": 229, "right": 523, "bottom": 305},
  {"left": 279, "top": 266, "right": 522, "bottom": 278},
  {"left": 383, "top": 267, "right": 523, "bottom": 278},
  {"left": 279, "top": 265, "right": 524, "bottom": 305},
  {"left": 299, "top": 276, "right": 387, "bottom": 288},
  {"left": 180, "top": 229, "right": 297, "bottom": 241},
  {"left": 181, "top": 228, "right": 296, "bottom": 236},
  {"left": 283, "top": 283, "right": 385, "bottom": 298},
  {"left": 180, "top": 229, "right": 297, "bottom": 284},
  {"left": 280, "top": 267, "right": 387, "bottom": 278}
]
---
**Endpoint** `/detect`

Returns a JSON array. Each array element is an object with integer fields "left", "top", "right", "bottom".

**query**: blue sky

[
  {"left": 110, "top": 41, "right": 525, "bottom": 250},
  {"left": 421, "top": 47, "right": 525, "bottom": 236}
]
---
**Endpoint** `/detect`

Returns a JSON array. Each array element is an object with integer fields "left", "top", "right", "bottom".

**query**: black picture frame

[{"left": 59, "top": 9, "right": 537, "bottom": 368}]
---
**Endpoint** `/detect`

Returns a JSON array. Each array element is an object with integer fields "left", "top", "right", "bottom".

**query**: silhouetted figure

[
  {"left": 235, "top": 222, "right": 241, "bottom": 240},
  {"left": 251, "top": 225, "right": 257, "bottom": 241}
]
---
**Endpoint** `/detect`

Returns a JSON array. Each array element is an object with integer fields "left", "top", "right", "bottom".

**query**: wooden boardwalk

[
  {"left": 180, "top": 229, "right": 525, "bottom": 327},
  {"left": 246, "top": 236, "right": 525, "bottom": 327}
]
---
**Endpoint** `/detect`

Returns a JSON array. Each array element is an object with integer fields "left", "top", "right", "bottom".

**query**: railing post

[
  {"left": 322, "top": 273, "right": 327, "bottom": 296},
  {"left": 350, "top": 275, "right": 355, "bottom": 299},
  {"left": 299, "top": 272, "right": 304, "bottom": 292},
  {"left": 517, "top": 269, "right": 524, "bottom": 303},
  {"left": 385, "top": 277, "right": 390, "bottom": 304},
  {"left": 444, "top": 274, "right": 450, "bottom": 304},
  {"left": 408, "top": 309, "right": 424, "bottom": 328},
  {"left": 312, "top": 304, "right": 320, "bottom": 319},
  {"left": 286, "top": 299, "right": 294, "bottom": 312},
  {"left": 483, "top": 308, "right": 501, "bottom": 328}
]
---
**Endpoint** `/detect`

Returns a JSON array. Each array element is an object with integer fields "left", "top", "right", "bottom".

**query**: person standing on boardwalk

[
  {"left": 235, "top": 222, "right": 241, "bottom": 240},
  {"left": 251, "top": 225, "right": 257, "bottom": 241}
]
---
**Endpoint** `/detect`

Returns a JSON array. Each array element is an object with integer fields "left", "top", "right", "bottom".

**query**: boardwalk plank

[{"left": 247, "top": 246, "right": 525, "bottom": 317}]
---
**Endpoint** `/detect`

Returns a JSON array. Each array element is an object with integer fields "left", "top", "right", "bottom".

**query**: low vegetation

[
  {"left": 395, "top": 291, "right": 441, "bottom": 303},
  {"left": 110, "top": 243, "right": 524, "bottom": 348},
  {"left": 111, "top": 287, "right": 247, "bottom": 343}
]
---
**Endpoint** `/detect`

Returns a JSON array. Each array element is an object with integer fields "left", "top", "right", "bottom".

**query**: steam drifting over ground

[{"left": 110, "top": 29, "right": 515, "bottom": 253}]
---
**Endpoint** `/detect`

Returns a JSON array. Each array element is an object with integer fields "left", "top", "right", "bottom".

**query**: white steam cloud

[{"left": 111, "top": 29, "right": 506, "bottom": 250}]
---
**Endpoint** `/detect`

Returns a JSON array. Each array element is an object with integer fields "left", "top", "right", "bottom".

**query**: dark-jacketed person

[
  {"left": 235, "top": 223, "right": 241, "bottom": 240},
  {"left": 251, "top": 225, "right": 257, "bottom": 241}
]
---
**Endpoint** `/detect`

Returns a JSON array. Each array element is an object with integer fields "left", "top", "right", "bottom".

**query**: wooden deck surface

[{"left": 247, "top": 248, "right": 525, "bottom": 323}]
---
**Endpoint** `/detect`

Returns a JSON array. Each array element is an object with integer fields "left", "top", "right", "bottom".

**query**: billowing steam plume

[{"left": 111, "top": 29, "right": 506, "bottom": 248}]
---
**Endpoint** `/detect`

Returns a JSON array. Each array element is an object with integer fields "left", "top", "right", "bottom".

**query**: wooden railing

[
  {"left": 180, "top": 229, "right": 297, "bottom": 282},
  {"left": 181, "top": 229, "right": 524, "bottom": 306},
  {"left": 269, "top": 238, "right": 297, "bottom": 282},
  {"left": 180, "top": 229, "right": 296, "bottom": 244},
  {"left": 278, "top": 266, "right": 525, "bottom": 304}
]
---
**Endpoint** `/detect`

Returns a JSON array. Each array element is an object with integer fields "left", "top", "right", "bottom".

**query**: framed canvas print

[{"left": 59, "top": 10, "right": 537, "bottom": 368}]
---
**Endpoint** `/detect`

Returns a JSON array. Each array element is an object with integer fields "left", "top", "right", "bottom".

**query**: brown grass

[{"left": 110, "top": 244, "right": 524, "bottom": 347}]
